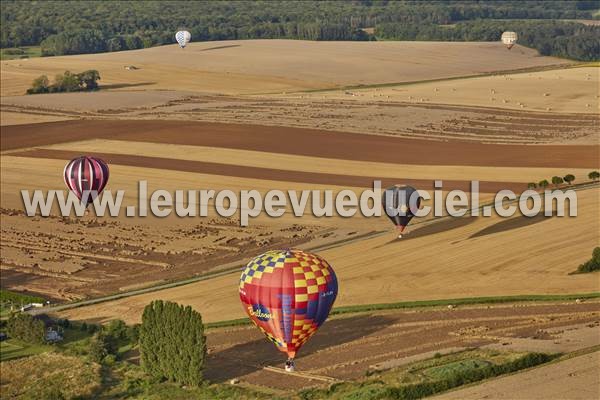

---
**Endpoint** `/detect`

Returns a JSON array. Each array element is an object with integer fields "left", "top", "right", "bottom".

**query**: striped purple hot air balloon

[{"left": 63, "top": 156, "right": 109, "bottom": 205}]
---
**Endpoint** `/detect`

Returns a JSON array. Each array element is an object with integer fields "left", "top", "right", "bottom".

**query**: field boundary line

[
  {"left": 275, "top": 62, "right": 580, "bottom": 94},
  {"left": 262, "top": 366, "right": 342, "bottom": 383}
]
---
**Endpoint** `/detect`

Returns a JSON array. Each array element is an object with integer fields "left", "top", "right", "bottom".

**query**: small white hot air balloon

[
  {"left": 501, "top": 31, "right": 518, "bottom": 50},
  {"left": 175, "top": 30, "right": 191, "bottom": 48}
]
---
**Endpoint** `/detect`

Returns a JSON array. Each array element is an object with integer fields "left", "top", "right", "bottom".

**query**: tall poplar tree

[{"left": 139, "top": 300, "right": 207, "bottom": 386}]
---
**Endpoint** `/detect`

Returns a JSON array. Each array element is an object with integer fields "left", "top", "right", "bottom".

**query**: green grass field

[
  {"left": 205, "top": 292, "right": 600, "bottom": 329},
  {"left": 0, "top": 46, "right": 41, "bottom": 60},
  {"left": 300, "top": 350, "right": 557, "bottom": 400},
  {"left": 0, "top": 338, "right": 52, "bottom": 362}
]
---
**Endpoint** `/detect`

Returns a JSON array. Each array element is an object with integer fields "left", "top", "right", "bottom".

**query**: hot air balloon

[
  {"left": 175, "top": 30, "right": 191, "bottom": 48},
  {"left": 239, "top": 249, "right": 338, "bottom": 372},
  {"left": 63, "top": 156, "right": 109, "bottom": 206},
  {"left": 501, "top": 31, "right": 518, "bottom": 50},
  {"left": 382, "top": 185, "right": 421, "bottom": 238}
]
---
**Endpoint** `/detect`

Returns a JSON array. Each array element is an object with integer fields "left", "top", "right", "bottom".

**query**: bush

[
  {"left": 89, "top": 331, "right": 118, "bottom": 363},
  {"left": 551, "top": 176, "right": 563, "bottom": 186},
  {"left": 105, "top": 319, "right": 128, "bottom": 341},
  {"left": 6, "top": 313, "right": 46, "bottom": 344},
  {"left": 589, "top": 171, "right": 600, "bottom": 181},
  {"left": 576, "top": 247, "right": 600, "bottom": 273},
  {"left": 26, "top": 75, "right": 50, "bottom": 94},
  {"left": 89, "top": 332, "right": 109, "bottom": 363},
  {"left": 140, "top": 300, "right": 207, "bottom": 387},
  {"left": 127, "top": 323, "right": 141, "bottom": 345}
]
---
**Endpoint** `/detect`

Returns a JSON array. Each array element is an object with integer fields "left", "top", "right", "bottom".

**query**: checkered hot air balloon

[
  {"left": 175, "top": 30, "right": 191, "bottom": 48},
  {"left": 239, "top": 249, "right": 338, "bottom": 364},
  {"left": 63, "top": 156, "right": 109, "bottom": 206}
]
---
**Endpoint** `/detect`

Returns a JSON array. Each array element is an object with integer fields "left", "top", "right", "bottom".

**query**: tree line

[
  {"left": 3, "top": 300, "right": 206, "bottom": 388},
  {"left": 27, "top": 70, "right": 100, "bottom": 94},
  {"left": 1, "top": 1, "right": 598, "bottom": 60},
  {"left": 528, "top": 170, "right": 599, "bottom": 190},
  {"left": 376, "top": 19, "right": 600, "bottom": 61}
]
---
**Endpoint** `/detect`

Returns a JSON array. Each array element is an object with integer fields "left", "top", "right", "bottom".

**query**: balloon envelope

[
  {"left": 63, "top": 156, "right": 109, "bottom": 205},
  {"left": 382, "top": 185, "right": 421, "bottom": 230},
  {"left": 501, "top": 31, "right": 518, "bottom": 49},
  {"left": 175, "top": 30, "right": 191, "bottom": 48},
  {"left": 239, "top": 249, "right": 338, "bottom": 359}
]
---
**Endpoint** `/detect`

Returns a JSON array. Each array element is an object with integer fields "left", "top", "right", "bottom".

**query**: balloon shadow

[
  {"left": 201, "top": 44, "right": 241, "bottom": 52},
  {"left": 469, "top": 214, "right": 549, "bottom": 239},
  {"left": 378, "top": 216, "right": 476, "bottom": 248},
  {"left": 99, "top": 82, "right": 156, "bottom": 90},
  {"left": 204, "top": 314, "right": 393, "bottom": 382}
]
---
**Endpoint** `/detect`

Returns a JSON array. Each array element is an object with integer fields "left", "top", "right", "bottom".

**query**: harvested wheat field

[
  {"left": 57, "top": 186, "right": 600, "bottom": 324},
  {"left": 293, "top": 66, "right": 600, "bottom": 114},
  {"left": 1, "top": 119, "right": 598, "bottom": 305},
  {"left": 0, "top": 35, "right": 598, "bottom": 398},
  {"left": 0, "top": 40, "right": 571, "bottom": 97}
]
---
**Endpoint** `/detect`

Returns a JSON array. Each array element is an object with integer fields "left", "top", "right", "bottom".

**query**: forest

[{"left": 1, "top": 1, "right": 598, "bottom": 60}]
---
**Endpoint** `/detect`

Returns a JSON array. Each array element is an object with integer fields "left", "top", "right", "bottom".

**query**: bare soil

[
  {"left": 2, "top": 120, "right": 597, "bottom": 168},
  {"left": 202, "top": 302, "right": 600, "bottom": 390}
]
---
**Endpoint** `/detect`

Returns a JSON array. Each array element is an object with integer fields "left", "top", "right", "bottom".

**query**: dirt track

[
  {"left": 203, "top": 302, "right": 600, "bottom": 390},
  {"left": 2, "top": 120, "right": 598, "bottom": 168}
]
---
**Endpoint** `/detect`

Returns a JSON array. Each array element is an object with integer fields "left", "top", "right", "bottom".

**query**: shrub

[
  {"left": 26, "top": 75, "right": 50, "bottom": 94},
  {"left": 89, "top": 330, "right": 118, "bottom": 363},
  {"left": 589, "top": 171, "right": 600, "bottom": 181},
  {"left": 127, "top": 323, "right": 141, "bottom": 345},
  {"left": 527, "top": 182, "right": 537, "bottom": 189},
  {"left": 551, "top": 176, "right": 563, "bottom": 187},
  {"left": 140, "top": 300, "right": 207, "bottom": 387},
  {"left": 538, "top": 179, "right": 549, "bottom": 189},
  {"left": 105, "top": 319, "right": 128, "bottom": 340},
  {"left": 576, "top": 247, "right": 600, "bottom": 273},
  {"left": 89, "top": 332, "right": 109, "bottom": 363}
]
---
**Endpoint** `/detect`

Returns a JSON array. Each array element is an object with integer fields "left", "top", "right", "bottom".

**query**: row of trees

[
  {"left": 27, "top": 70, "right": 100, "bottom": 94},
  {"left": 1, "top": 1, "right": 598, "bottom": 60},
  {"left": 376, "top": 20, "right": 600, "bottom": 61},
  {"left": 5, "top": 313, "right": 46, "bottom": 344},
  {"left": 527, "top": 171, "right": 599, "bottom": 190}
]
